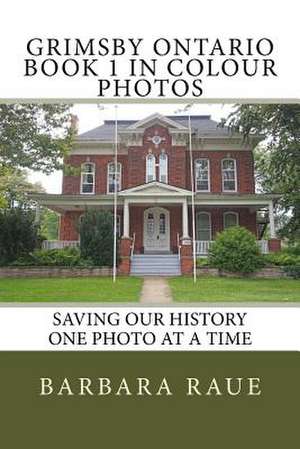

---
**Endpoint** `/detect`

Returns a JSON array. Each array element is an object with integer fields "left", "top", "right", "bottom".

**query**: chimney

[{"left": 70, "top": 114, "right": 79, "bottom": 134}]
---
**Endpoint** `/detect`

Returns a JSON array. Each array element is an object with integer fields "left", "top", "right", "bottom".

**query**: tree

[
  {"left": 0, "top": 167, "right": 44, "bottom": 208},
  {"left": 0, "top": 208, "right": 38, "bottom": 264},
  {"left": 79, "top": 210, "right": 115, "bottom": 266},
  {"left": 223, "top": 104, "right": 300, "bottom": 241},
  {"left": 40, "top": 209, "right": 59, "bottom": 240},
  {"left": 0, "top": 104, "right": 73, "bottom": 173}
]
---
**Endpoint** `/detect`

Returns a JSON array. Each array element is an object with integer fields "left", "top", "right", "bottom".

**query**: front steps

[{"left": 130, "top": 254, "right": 181, "bottom": 276}]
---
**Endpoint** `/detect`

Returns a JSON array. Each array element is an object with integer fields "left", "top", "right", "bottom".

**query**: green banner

[{"left": 0, "top": 352, "right": 298, "bottom": 448}]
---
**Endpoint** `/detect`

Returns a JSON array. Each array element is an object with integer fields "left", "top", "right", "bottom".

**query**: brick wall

[
  {"left": 62, "top": 126, "right": 255, "bottom": 195},
  {"left": 62, "top": 154, "right": 128, "bottom": 194},
  {"left": 187, "top": 150, "right": 255, "bottom": 193},
  {"left": 191, "top": 207, "right": 257, "bottom": 238}
]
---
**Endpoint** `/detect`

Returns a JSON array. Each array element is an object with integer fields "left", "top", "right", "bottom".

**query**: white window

[
  {"left": 80, "top": 162, "right": 95, "bottom": 194},
  {"left": 222, "top": 159, "right": 237, "bottom": 192},
  {"left": 195, "top": 159, "right": 210, "bottom": 192},
  {"left": 146, "top": 153, "right": 156, "bottom": 183},
  {"left": 107, "top": 162, "right": 122, "bottom": 193},
  {"left": 159, "top": 152, "right": 168, "bottom": 183},
  {"left": 159, "top": 213, "right": 166, "bottom": 234},
  {"left": 196, "top": 212, "right": 212, "bottom": 241},
  {"left": 224, "top": 212, "right": 239, "bottom": 229}
]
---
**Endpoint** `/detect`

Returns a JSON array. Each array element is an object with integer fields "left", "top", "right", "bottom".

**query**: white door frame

[{"left": 143, "top": 207, "right": 170, "bottom": 252}]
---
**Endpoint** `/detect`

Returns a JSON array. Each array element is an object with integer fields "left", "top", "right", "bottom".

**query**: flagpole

[
  {"left": 188, "top": 114, "right": 197, "bottom": 283},
  {"left": 113, "top": 105, "right": 118, "bottom": 283}
]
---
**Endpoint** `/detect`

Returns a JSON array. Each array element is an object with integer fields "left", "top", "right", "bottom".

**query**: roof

[{"left": 76, "top": 114, "right": 234, "bottom": 142}]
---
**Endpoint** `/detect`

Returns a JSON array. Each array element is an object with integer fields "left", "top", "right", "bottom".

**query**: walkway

[{"left": 139, "top": 277, "right": 173, "bottom": 304}]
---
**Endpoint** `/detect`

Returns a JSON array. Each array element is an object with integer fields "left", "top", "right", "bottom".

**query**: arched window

[
  {"left": 224, "top": 212, "right": 239, "bottom": 229},
  {"left": 195, "top": 159, "right": 210, "bottom": 192},
  {"left": 146, "top": 153, "right": 156, "bottom": 183},
  {"left": 159, "top": 152, "right": 168, "bottom": 183},
  {"left": 107, "top": 162, "right": 122, "bottom": 193},
  {"left": 80, "top": 162, "right": 95, "bottom": 194},
  {"left": 222, "top": 159, "right": 237, "bottom": 192},
  {"left": 196, "top": 212, "right": 212, "bottom": 241}
]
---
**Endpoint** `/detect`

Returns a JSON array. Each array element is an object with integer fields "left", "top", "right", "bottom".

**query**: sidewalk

[{"left": 140, "top": 277, "right": 173, "bottom": 304}]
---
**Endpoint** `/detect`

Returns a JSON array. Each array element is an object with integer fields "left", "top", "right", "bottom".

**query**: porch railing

[
  {"left": 195, "top": 239, "right": 269, "bottom": 256},
  {"left": 177, "top": 232, "right": 181, "bottom": 261},
  {"left": 130, "top": 233, "right": 136, "bottom": 257},
  {"left": 42, "top": 240, "right": 80, "bottom": 250}
]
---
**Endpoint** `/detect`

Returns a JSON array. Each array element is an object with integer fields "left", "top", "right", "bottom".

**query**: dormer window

[
  {"left": 146, "top": 153, "right": 156, "bottom": 183},
  {"left": 107, "top": 162, "right": 122, "bottom": 193},
  {"left": 195, "top": 159, "right": 210, "bottom": 192},
  {"left": 222, "top": 159, "right": 237, "bottom": 192},
  {"left": 159, "top": 151, "right": 168, "bottom": 183},
  {"left": 80, "top": 162, "right": 95, "bottom": 194}
]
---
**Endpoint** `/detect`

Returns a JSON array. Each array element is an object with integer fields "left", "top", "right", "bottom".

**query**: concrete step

[{"left": 130, "top": 254, "right": 181, "bottom": 276}]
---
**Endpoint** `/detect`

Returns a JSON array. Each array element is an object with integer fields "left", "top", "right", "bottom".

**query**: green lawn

[
  {"left": 169, "top": 276, "right": 300, "bottom": 302},
  {"left": 0, "top": 277, "right": 143, "bottom": 302}
]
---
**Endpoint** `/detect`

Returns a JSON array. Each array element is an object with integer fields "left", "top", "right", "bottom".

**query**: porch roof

[
  {"left": 29, "top": 191, "right": 281, "bottom": 213},
  {"left": 193, "top": 193, "right": 281, "bottom": 207}
]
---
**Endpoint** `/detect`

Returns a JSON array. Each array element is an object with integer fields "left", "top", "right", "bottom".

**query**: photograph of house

[{"left": 31, "top": 112, "right": 281, "bottom": 276}]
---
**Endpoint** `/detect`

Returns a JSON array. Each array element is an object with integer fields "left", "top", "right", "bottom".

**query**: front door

[{"left": 144, "top": 207, "right": 170, "bottom": 252}]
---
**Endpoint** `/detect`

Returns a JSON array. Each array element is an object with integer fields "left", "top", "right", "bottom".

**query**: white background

[
  {"left": 0, "top": 0, "right": 299, "bottom": 99},
  {"left": 0, "top": 307, "right": 299, "bottom": 351}
]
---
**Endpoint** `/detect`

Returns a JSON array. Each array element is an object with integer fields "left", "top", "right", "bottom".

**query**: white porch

[{"left": 195, "top": 239, "right": 269, "bottom": 256}]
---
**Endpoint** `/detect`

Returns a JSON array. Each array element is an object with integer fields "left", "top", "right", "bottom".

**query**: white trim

[
  {"left": 195, "top": 158, "right": 210, "bottom": 192},
  {"left": 159, "top": 151, "right": 168, "bottom": 184},
  {"left": 222, "top": 158, "right": 237, "bottom": 193},
  {"left": 107, "top": 161, "right": 122, "bottom": 194},
  {"left": 126, "top": 113, "right": 188, "bottom": 130},
  {"left": 196, "top": 211, "right": 212, "bottom": 241},
  {"left": 80, "top": 162, "right": 95, "bottom": 195},
  {"left": 146, "top": 153, "right": 156, "bottom": 183},
  {"left": 223, "top": 211, "right": 239, "bottom": 229},
  {"left": 120, "top": 181, "right": 192, "bottom": 196}
]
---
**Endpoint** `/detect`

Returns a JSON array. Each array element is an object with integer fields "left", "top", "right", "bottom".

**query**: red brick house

[{"left": 31, "top": 113, "right": 281, "bottom": 275}]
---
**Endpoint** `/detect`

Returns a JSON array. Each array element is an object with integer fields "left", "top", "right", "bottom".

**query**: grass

[
  {"left": 169, "top": 276, "right": 300, "bottom": 302},
  {"left": 0, "top": 277, "right": 143, "bottom": 302}
]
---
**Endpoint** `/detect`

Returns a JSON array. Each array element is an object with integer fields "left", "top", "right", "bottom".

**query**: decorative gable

[
  {"left": 125, "top": 113, "right": 188, "bottom": 131},
  {"left": 119, "top": 181, "right": 191, "bottom": 197}
]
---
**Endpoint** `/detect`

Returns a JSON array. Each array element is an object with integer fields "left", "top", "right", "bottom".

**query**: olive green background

[{"left": 0, "top": 352, "right": 298, "bottom": 448}]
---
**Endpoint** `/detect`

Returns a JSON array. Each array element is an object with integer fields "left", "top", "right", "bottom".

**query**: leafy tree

[
  {"left": 224, "top": 104, "right": 300, "bottom": 241},
  {"left": 209, "top": 226, "right": 263, "bottom": 273},
  {"left": 40, "top": 209, "right": 59, "bottom": 240},
  {"left": 0, "top": 208, "right": 38, "bottom": 264},
  {"left": 0, "top": 167, "right": 44, "bottom": 208},
  {"left": 0, "top": 104, "right": 73, "bottom": 173},
  {"left": 79, "top": 210, "right": 115, "bottom": 266}
]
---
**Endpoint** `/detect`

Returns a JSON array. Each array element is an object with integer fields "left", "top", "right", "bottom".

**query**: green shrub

[
  {"left": 79, "top": 210, "right": 115, "bottom": 266},
  {"left": 196, "top": 257, "right": 210, "bottom": 267},
  {"left": 0, "top": 208, "right": 38, "bottom": 264},
  {"left": 209, "top": 226, "right": 263, "bottom": 274},
  {"left": 283, "top": 265, "right": 300, "bottom": 279},
  {"left": 263, "top": 252, "right": 300, "bottom": 267},
  {"left": 10, "top": 247, "right": 93, "bottom": 267}
]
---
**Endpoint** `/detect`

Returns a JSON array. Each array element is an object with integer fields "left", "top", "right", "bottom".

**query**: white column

[
  {"left": 182, "top": 199, "right": 189, "bottom": 238},
  {"left": 123, "top": 199, "right": 130, "bottom": 238},
  {"left": 269, "top": 200, "right": 276, "bottom": 238}
]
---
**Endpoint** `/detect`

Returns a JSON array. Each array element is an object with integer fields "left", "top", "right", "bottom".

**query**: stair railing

[
  {"left": 130, "top": 232, "right": 136, "bottom": 257},
  {"left": 177, "top": 232, "right": 181, "bottom": 261}
]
